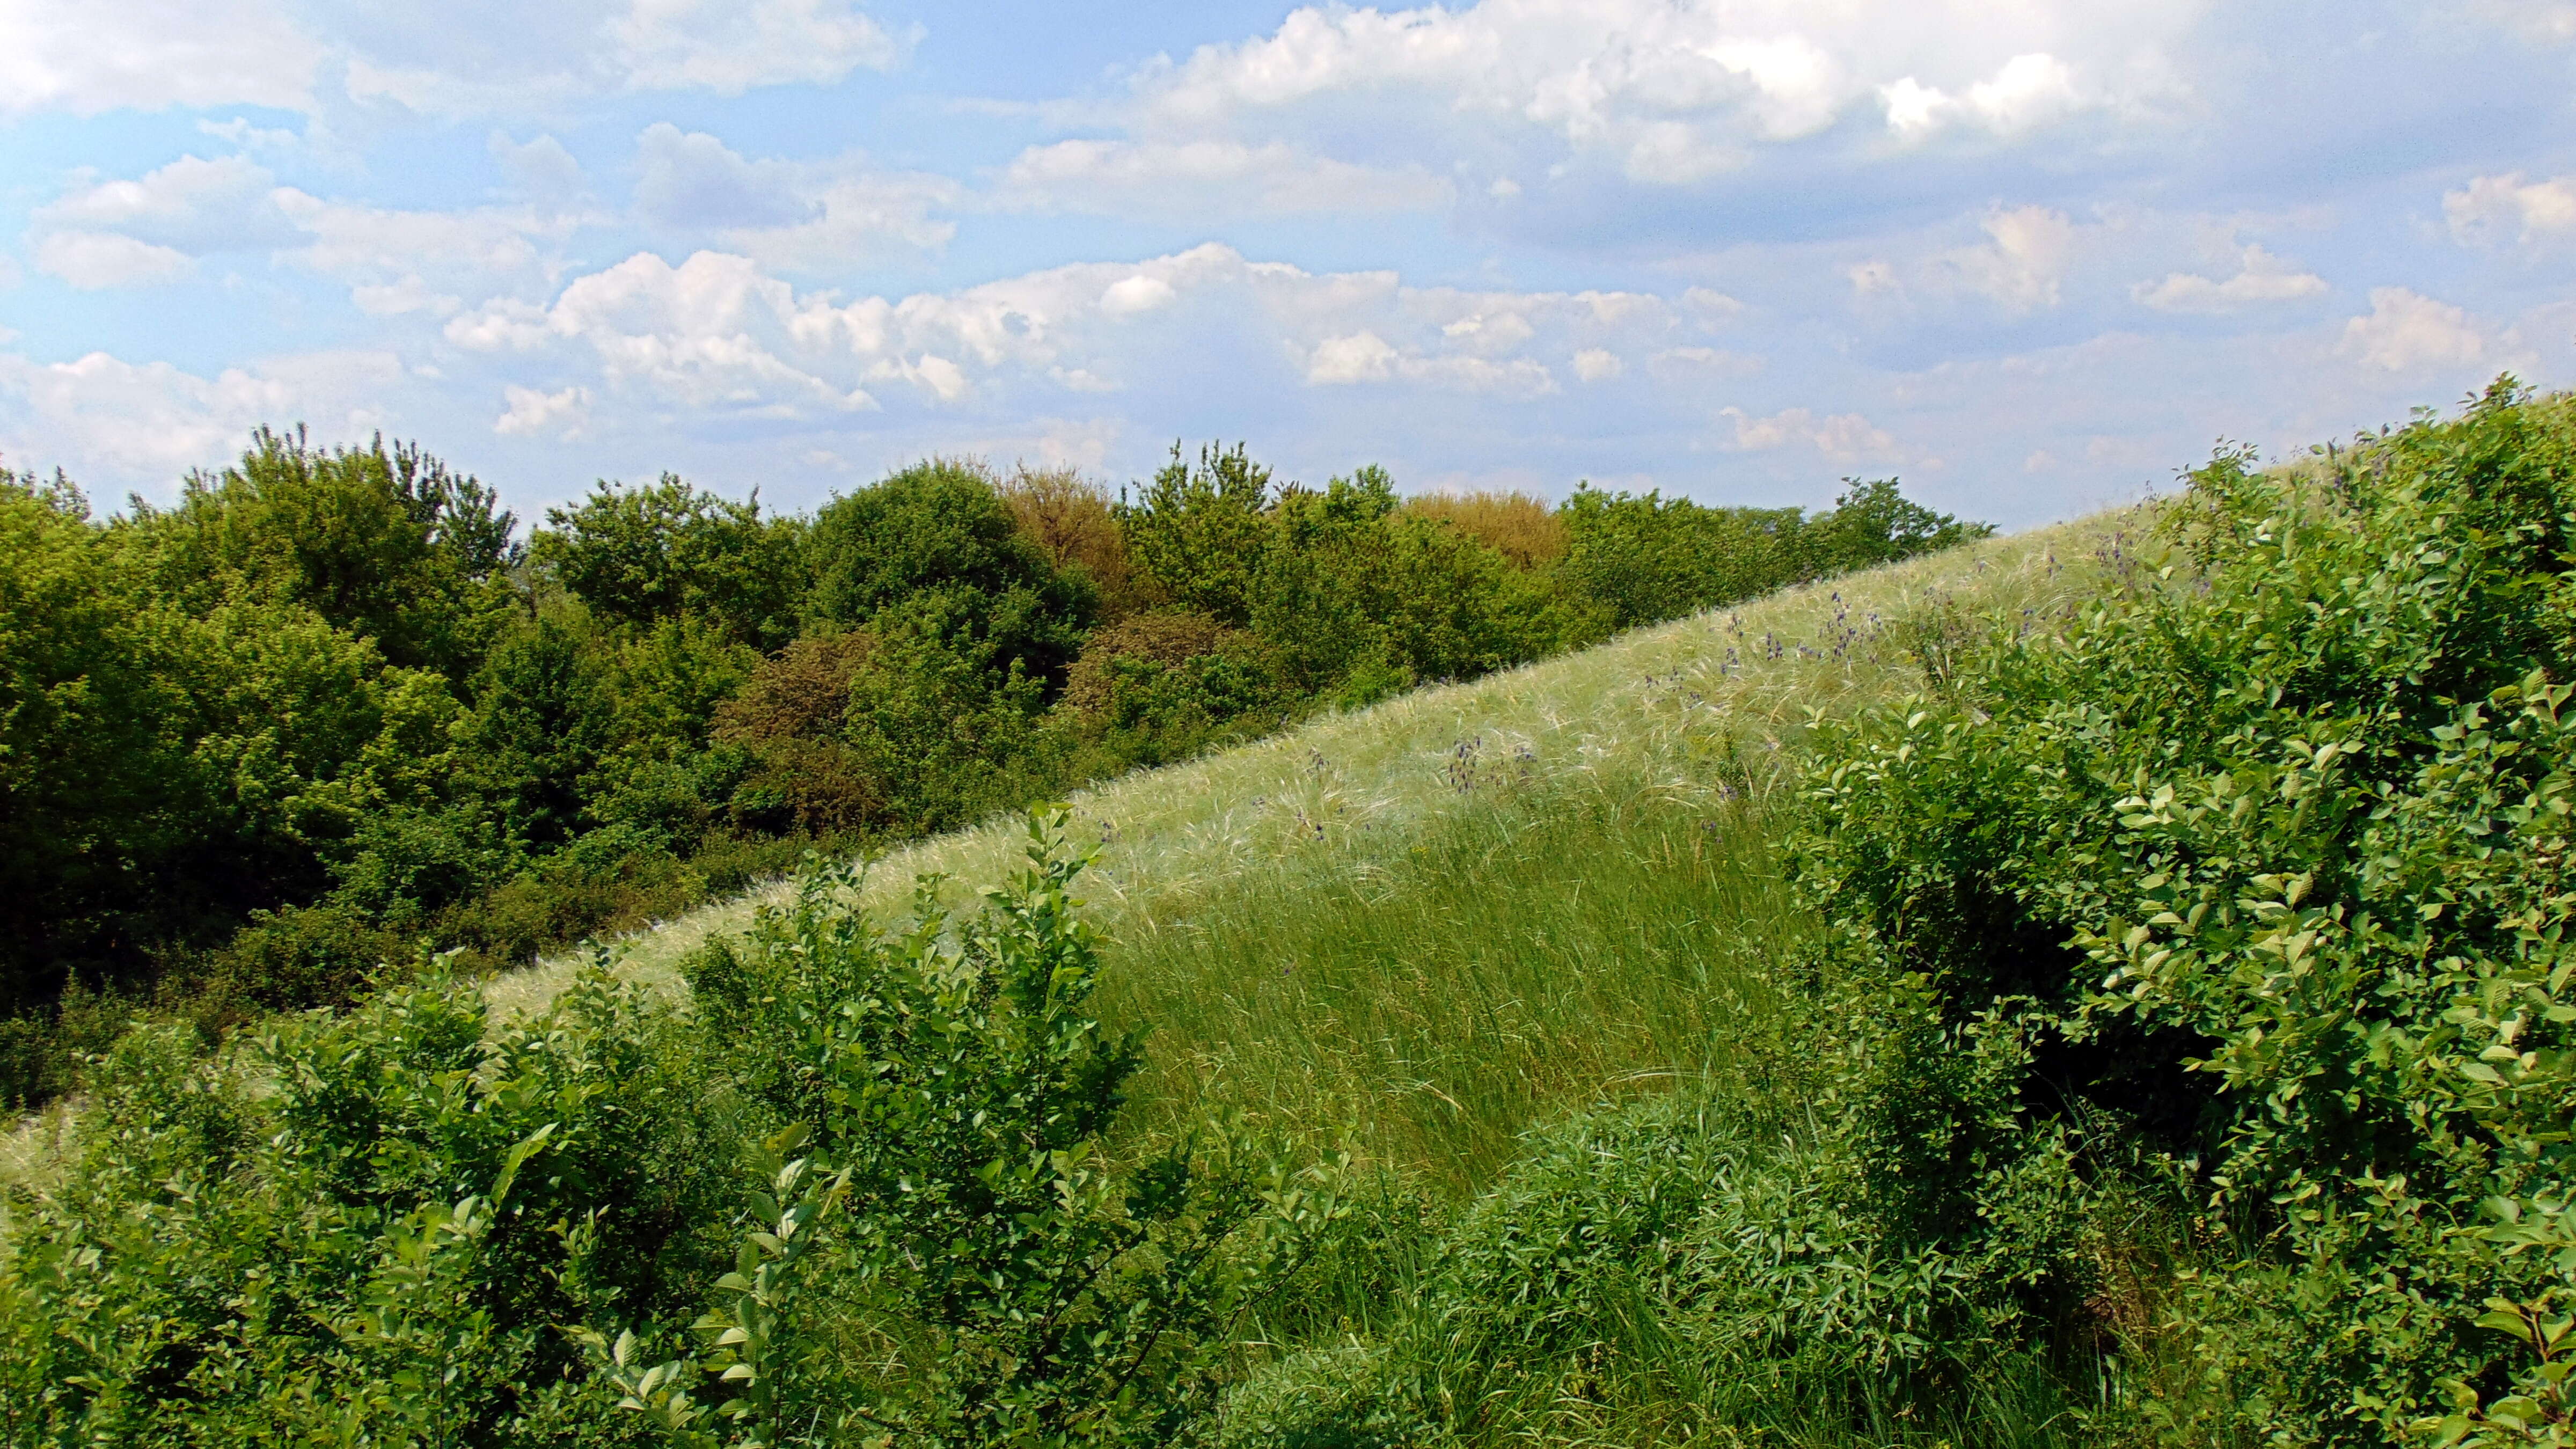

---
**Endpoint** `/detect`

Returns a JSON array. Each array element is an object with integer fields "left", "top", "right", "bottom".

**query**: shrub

[
  {"left": 1554, "top": 486, "right": 1799, "bottom": 633},
  {"left": 1792, "top": 381, "right": 2576, "bottom": 1443},
  {"left": 997, "top": 464, "right": 1156, "bottom": 620},
  {"left": 1400, "top": 489, "right": 1568, "bottom": 571},
  {"left": 611, "top": 815, "right": 1351, "bottom": 1445},
  {"left": 0, "top": 963, "right": 726, "bottom": 1444},
  {"left": 1122, "top": 443, "right": 1277, "bottom": 626},
  {"left": 1062, "top": 610, "right": 1257, "bottom": 714},
  {"left": 805, "top": 459, "right": 1094, "bottom": 684}
]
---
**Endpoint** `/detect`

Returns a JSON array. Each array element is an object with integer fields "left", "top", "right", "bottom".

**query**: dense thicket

[
  {"left": 1785, "top": 380, "right": 2576, "bottom": 1444},
  {"left": 0, "top": 822, "right": 1348, "bottom": 1444},
  {"left": 0, "top": 434, "right": 1973, "bottom": 1103}
]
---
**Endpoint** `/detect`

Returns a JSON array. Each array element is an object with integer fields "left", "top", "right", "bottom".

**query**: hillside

[
  {"left": 1, "top": 509, "right": 2111, "bottom": 1211},
  {"left": 490, "top": 511, "right": 2121, "bottom": 1188}
]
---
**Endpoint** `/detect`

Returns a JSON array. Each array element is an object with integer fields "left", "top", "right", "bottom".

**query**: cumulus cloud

[
  {"left": 28, "top": 152, "right": 574, "bottom": 309},
  {"left": 2472, "top": 0, "right": 2576, "bottom": 42},
  {"left": 495, "top": 383, "right": 592, "bottom": 437},
  {"left": 0, "top": 0, "right": 321, "bottom": 116},
  {"left": 1572, "top": 348, "right": 1625, "bottom": 382},
  {"left": 2445, "top": 172, "right": 2576, "bottom": 245},
  {"left": 638, "top": 123, "right": 818, "bottom": 230},
  {"left": 1124, "top": 0, "right": 2195, "bottom": 190},
  {"left": 432, "top": 243, "right": 1696, "bottom": 425},
  {"left": 631, "top": 125, "right": 956, "bottom": 269},
  {"left": 2340, "top": 287, "right": 2486, "bottom": 372},
  {"left": 1648, "top": 345, "right": 1762, "bottom": 378},
  {"left": 0, "top": 348, "right": 401, "bottom": 487},
  {"left": 35, "top": 232, "right": 196, "bottom": 289},
  {"left": 1721, "top": 405, "right": 1897, "bottom": 462},
  {"left": 0, "top": 0, "right": 913, "bottom": 119},
  {"left": 492, "top": 133, "right": 589, "bottom": 214},
  {"left": 1929, "top": 206, "right": 2077, "bottom": 311},
  {"left": 610, "top": 0, "right": 911, "bottom": 93},
  {"left": 1880, "top": 52, "right": 2085, "bottom": 140},
  {"left": 2132, "top": 244, "right": 2326, "bottom": 313},
  {"left": 38, "top": 154, "right": 300, "bottom": 253}
]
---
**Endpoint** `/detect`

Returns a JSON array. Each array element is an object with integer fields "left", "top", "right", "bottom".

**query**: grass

[
  {"left": 0, "top": 508, "right": 2141, "bottom": 1445},
  {"left": 484, "top": 508, "right": 2129, "bottom": 1188},
  {"left": 2, "top": 511, "right": 2128, "bottom": 1212}
]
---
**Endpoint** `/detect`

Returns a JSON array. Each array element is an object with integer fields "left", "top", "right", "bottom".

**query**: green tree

[
  {"left": 535, "top": 473, "right": 805, "bottom": 649},
  {"left": 0, "top": 471, "right": 188, "bottom": 1012},
  {"left": 806, "top": 460, "right": 1093, "bottom": 684},
  {"left": 118, "top": 427, "right": 515, "bottom": 678},
  {"left": 1790, "top": 477, "right": 1994, "bottom": 577},
  {"left": 1121, "top": 443, "right": 1277, "bottom": 627}
]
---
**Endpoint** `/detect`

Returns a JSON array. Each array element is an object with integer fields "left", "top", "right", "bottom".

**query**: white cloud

[
  {"left": 38, "top": 154, "right": 298, "bottom": 252},
  {"left": 1847, "top": 259, "right": 1898, "bottom": 295},
  {"left": 494, "top": 383, "right": 593, "bottom": 437},
  {"left": 1306, "top": 331, "right": 1400, "bottom": 384},
  {"left": 1648, "top": 345, "right": 1762, "bottom": 378},
  {"left": 442, "top": 242, "right": 1644, "bottom": 422},
  {"left": 2133, "top": 244, "right": 2326, "bottom": 313},
  {"left": 1100, "top": 275, "right": 1177, "bottom": 316},
  {"left": 1881, "top": 52, "right": 2085, "bottom": 140},
  {"left": 0, "top": 348, "right": 401, "bottom": 488},
  {"left": 1572, "top": 347, "right": 1625, "bottom": 382},
  {"left": 1128, "top": 0, "right": 2196, "bottom": 187},
  {"left": 1722, "top": 405, "right": 1896, "bottom": 462},
  {"left": 32, "top": 152, "right": 576, "bottom": 309},
  {"left": 492, "top": 133, "right": 588, "bottom": 213},
  {"left": 2340, "top": 287, "right": 2486, "bottom": 372},
  {"left": 1682, "top": 287, "right": 1746, "bottom": 325},
  {"left": 1929, "top": 206, "right": 2077, "bottom": 311},
  {"left": 997, "top": 139, "right": 1450, "bottom": 217},
  {"left": 351, "top": 276, "right": 464, "bottom": 317},
  {"left": 610, "top": 0, "right": 912, "bottom": 93},
  {"left": 2445, "top": 172, "right": 2576, "bottom": 245},
  {"left": 34, "top": 232, "right": 196, "bottom": 289},
  {"left": 2, "top": 0, "right": 911, "bottom": 120},
  {"left": 0, "top": 0, "right": 322, "bottom": 116},
  {"left": 2472, "top": 0, "right": 2576, "bottom": 42},
  {"left": 637, "top": 123, "right": 818, "bottom": 230},
  {"left": 631, "top": 125, "right": 955, "bottom": 269}
]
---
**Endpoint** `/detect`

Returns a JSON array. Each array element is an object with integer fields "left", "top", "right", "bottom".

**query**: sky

[{"left": 2, "top": 1, "right": 2574, "bottom": 530}]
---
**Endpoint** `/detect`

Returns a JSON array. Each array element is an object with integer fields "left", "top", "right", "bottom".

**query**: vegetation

[
  {"left": 0, "top": 432, "right": 1971, "bottom": 1104},
  {"left": 25, "top": 383, "right": 2576, "bottom": 1445}
]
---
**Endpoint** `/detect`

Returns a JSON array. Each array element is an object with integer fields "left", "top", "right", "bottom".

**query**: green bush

[
  {"left": 804, "top": 459, "right": 1094, "bottom": 685},
  {"left": 1791, "top": 380, "right": 2576, "bottom": 1443}
]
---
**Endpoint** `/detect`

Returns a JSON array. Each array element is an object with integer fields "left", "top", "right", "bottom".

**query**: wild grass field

[{"left": 488, "top": 510, "right": 2118, "bottom": 1192}]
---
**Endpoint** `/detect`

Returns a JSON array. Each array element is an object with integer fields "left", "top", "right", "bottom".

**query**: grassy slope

[{"left": 486, "top": 510, "right": 2128, "bottom": 1192}]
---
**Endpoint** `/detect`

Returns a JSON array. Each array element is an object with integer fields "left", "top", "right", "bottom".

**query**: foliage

[
  {"left": 1791, "top": 380, "right": 2576, "bottom": 1442},
  {"left": 805, "top": 459, "right": 1094, "bottom": 684},
  {"left": 998, "top": 464, "right": 1158, "bottom": 621},
  {"left": 120, "top": 426, "right": 515, "bottom": 677},
  {"left": 537, "top": 473, "right": 805, "bottom": 650},
  {"left": 1400, "top": 489, "right": 1569, "bottom": 572},
  {"left": 1121, "top": 443, "right": 1278, "bottom": 627},
  {"left": 2, "top": 419, "right": 1988, "bottom": 1134},
  {"left": 2, "top": 818, "right": 1344, "bottom": 1446}
]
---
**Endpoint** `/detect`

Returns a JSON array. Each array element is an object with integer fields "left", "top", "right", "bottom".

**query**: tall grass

[{"left": 484, "top": 511, "right": 2127, "bottom": 1180}]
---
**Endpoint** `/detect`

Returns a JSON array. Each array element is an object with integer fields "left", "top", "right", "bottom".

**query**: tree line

[{"left": 0, "top": 429, "right": 1987, "bottom": 1101}]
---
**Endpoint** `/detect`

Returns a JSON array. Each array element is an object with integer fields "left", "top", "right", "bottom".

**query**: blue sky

[{"left": 2, "top": 0, "right": 2573, "bottom": 529}]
